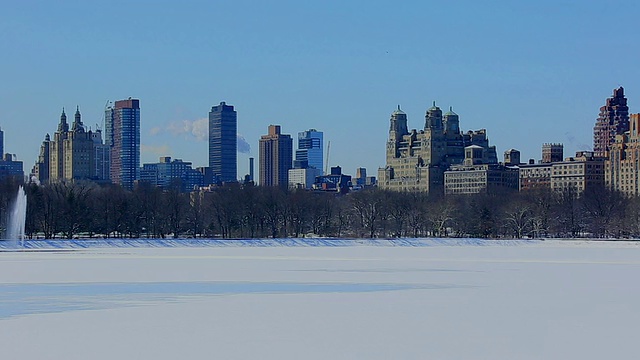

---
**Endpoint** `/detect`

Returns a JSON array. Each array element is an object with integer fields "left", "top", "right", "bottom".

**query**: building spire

[
  {"left": 58, "top": 107, "right": 69, "bottom": 132},
  {"left": 73, "top": 105, "right": 84, "bottom": 132}
]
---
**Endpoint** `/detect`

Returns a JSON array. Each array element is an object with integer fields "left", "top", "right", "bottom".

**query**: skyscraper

[
  {"left": 0, "top": 126, "right": 4, "bottom": 156},
  {"left": 91, "top": 129, "right": 110, "bottom": 182},
  {"left": 295, "top": 129, "right": 323, "bottom": 172},
  {"left": 106, "top": 98, "right": 140, "bottom": 189},
  {"left": 594, "top": 87, "right": 629, "bottom": 157},
  {"left": 259, "top": 125, "right": 292, "bottom": 188},
  {"left": 209, "top": 102, "right": 237, "bottom": 183}
]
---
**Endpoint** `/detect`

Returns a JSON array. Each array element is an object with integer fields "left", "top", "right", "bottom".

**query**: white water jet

[{"left": 6, "top": 186, "right": 27, "bottom": 248}]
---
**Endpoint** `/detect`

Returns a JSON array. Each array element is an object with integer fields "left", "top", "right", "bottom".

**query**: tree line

[{"left": 0, "top": 177, "right": 637, "bottom": 239}]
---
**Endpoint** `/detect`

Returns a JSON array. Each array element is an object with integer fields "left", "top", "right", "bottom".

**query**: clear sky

[{"left": 1, "top": 0, "right": 639, "bottom": 179}]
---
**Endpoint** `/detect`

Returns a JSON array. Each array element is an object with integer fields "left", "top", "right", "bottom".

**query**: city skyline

[{"left": 1, "top": 1, "right": 639, "bottom": 178}]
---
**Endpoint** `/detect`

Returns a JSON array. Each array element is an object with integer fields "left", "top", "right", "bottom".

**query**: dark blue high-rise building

[
  {"left": 105, "top": 98, "right": 140, "bottom": 189},
  {"left": 209, "top": 102, "right": 237, "bottom": 182}
]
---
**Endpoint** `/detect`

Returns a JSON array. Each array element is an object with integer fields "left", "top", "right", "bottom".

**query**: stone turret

[
  {"left": 425, "top": 101, "right": 443, "bottom": 130},
  {"left": 389, "top": 105, "right": 408, "bottom": 140},
  {"left": 72, "top": 106, "right": 85, "bottom": 133},
  {"left": 443, "top": 107, "right": 460, "bottom": 134},
  {"left": 57, "top": 108, "right": 69, "bottom": 133}
]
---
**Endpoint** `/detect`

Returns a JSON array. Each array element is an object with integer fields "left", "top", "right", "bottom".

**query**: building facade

[
  {"left": 295, "top": 129, "right": 323, "bottom": 172},
  {"left": 313, "top": 166, "right": 352, "bottom": 193},
  {"left": 259, "top": 125, "right": 292, "bottom": 188},
  {"left": 542, "top": 143, "right": 563, "bottom": 163},
  {"left": 0, "top": 154, "right": 24, "bottom": 182},
  {"left": 141, "top": 157, "right": 204, "bottom": 192},
  {"left": 606, "top": 113, "right": 640, "bottom": 196},
  {"left": 208, "top": 102, "right": 237, "bottom": 183},
  {"left": 48, "top": 108, "right": 96, "bottom": 182},
  {"left": 550, "top": 151, "right": 605, "bottom": 193},
  {"left": 106, "top": 98, "right": 140, "bottom": 189},
  {"left": 519, "top": 163, "right": 552, "bottom": 190},
  {"left": 594, "top": 87, "right": 629, "bottom": 158},
  {"left": 378, "top": 103, "right": 498, "bottom": 193},
  {"left": 0, "top": 129, "right": 23, "bottom": 182},
  {"left": 288, "top": 167, "right": 322, "bottom": 189},
  {"left": 32, "top": 134, "right": 50, "bottom": 183},
  {"left": 444, "top": 145, "right": 519, "bottom": 195},
  {"left": 91, "top": 129, "right": 110, "bottom": 182}
]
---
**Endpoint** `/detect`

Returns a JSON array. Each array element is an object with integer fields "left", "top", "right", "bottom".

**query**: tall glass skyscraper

[
  {"left": 106, "top": 98, "right": 140, "bottom": 189},
  {"left": 295, "top": 129, "right": 323, "bottom": 173},
  {"left": 208, "top": 102, "right": 237, "bottom": 182}
]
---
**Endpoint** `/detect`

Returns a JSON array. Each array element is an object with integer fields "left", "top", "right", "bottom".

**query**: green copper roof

[
  {"left": 392, "top": 105, "right": 405, "bottom": 115},
  {"left": 427, "top": 101, "right": 440, "bottom": 111},
  {"left": 444, "top": 106, "right": 458, "bottom": 116}
]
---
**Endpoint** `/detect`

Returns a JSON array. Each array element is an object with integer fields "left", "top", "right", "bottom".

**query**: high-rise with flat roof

[
  {"left": 208, "top": 102, "right": 237, "bottom": 183},
  {"left": 259, "top": 125, "right": 292, "bottom": 188},
  {"left": 106, "top": 98, "right": 140, "bottom": 189}
]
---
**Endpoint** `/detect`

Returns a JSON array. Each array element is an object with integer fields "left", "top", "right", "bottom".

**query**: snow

[{"left": 1, "top": 239, "right": 640, "bottom": 359}]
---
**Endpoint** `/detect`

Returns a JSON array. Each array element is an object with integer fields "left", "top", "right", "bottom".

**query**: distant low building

[
  {"left": 313, "top": 166, "right": 351, "bottom": 193},
  {"left": 444, "top": 146, "right": 519, "bottom": 195},
  {"left": 519, "top": 149, "right": 604, "bottom": 194},
  {"left": 289, "top": 167, "right": 322, "bottom": 189},
  {"left": 0, "top": 154, "right": 24, "bottom": 182},
  {"left": 550, "top": 151, "right": 604, "bottom": 193},
  {"left": 353, "top": 167, "right": 376, "bottom": 189},
  {"left": 0, "top": 128, "right": 21, "bottom": 183},
  {"left": 519, "top": 163, "right": 552, "bottom": 191},
  {"left": 141, "top": 157, "right": 204, "bottom": 192}
]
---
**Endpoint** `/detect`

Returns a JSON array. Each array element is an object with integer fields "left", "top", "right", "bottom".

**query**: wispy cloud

[
  {"left": 165, "top": 118, "right": 208, "bottom": 141},
  {"left": 150, "top": 118, "right": 252, "bottom": 154},
  {"left": 238, "top": 134, "right": 251, "bottom": 154},
  {"left": 141, "top": 144, "right": 172, "bottom": 156}
]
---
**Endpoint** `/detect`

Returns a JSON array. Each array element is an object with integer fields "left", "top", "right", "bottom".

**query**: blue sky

[{"left": 1, "top": 0, "right": 639, "bottom": 179}]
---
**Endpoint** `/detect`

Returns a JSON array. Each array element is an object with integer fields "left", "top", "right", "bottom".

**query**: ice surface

[{"left": 1, "top": 239, "right": 639, "bottom": 359}]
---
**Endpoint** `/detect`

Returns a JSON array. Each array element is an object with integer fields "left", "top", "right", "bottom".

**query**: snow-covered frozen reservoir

[{"left": 1, "top": 239, "right": 639, "bottom": 359}]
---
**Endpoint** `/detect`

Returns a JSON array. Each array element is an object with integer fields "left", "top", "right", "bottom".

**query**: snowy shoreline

[{"left": 2, "top": 237, "right": 640, "bottom": 250}]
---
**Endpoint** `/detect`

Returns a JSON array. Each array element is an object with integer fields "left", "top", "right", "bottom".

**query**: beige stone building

[
  {"left": 550, "top": 151, "right": 605, "bottom": 193},
  {"left": 518, "top": 163, "right": 552, "bottom": 190},
  {"left": 444, "top": 145, "right": 519, "bottom": 195},
  {"left": 606, "top": 113, "right": 640, "bottom": 196},
  {"left": 378, "top": 103, "right": 497, "bottom": 193},
  {"left": 48, "top": 108, "right": 96, "bottom": 182}
]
